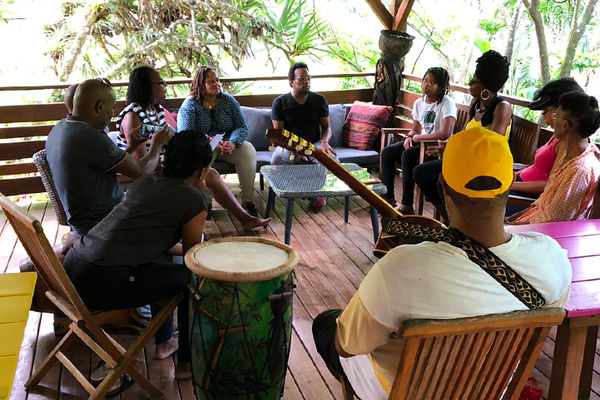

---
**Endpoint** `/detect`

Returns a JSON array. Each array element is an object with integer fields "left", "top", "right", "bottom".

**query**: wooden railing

[
  {"left": 0, "top": 71, "right": 540, "bottom": 196},
  {"left": 0, "top": 73, "right": 375, "bottom": 196}
]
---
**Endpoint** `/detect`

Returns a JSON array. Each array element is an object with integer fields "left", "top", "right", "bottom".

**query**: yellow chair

[{"left": 0, "top": 272, "right": 37, "bottom": 400}]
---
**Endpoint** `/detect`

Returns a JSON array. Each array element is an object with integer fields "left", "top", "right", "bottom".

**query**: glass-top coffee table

[{"left": 260, "top": 163, "right": 387, "bottom": 245}]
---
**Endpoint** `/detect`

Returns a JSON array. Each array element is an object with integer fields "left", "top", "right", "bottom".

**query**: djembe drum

[{"left": 185, "top": 237, "right": 299, "bottom": 400}]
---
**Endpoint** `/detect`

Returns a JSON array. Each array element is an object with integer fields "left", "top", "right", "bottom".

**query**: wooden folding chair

[
  {"left": 340, "top": 308, "right": 565, "bottom": 400},
  {"left": 0, "top": 193, "right": 182, "bottom": 399}
]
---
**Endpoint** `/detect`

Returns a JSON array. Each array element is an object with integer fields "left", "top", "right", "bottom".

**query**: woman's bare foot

[
  {"left": 175, "top": 362, "right": 192, "bottom": 380},
  {"left": 241, "top": 216, "right": 272, "bottom": 231},
  {"left": 155, "top": 337, "right": 178, "bottom": 360}
]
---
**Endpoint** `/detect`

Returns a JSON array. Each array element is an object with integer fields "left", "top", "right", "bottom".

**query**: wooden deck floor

[{"left": 3, "top": 176, "right": 597, "bottom": 400}]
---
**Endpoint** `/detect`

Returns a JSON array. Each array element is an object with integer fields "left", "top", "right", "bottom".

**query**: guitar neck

[{"left": 311, "top": 150, "right": 401, "bottom": 220}]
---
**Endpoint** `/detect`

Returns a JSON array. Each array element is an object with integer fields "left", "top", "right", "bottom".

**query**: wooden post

[{"left": 372, "top": 31, "right": 414, "bottom": 127}]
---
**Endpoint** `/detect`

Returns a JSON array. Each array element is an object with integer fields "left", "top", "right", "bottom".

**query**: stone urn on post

[{"left": 373, "top": 30, "right": 415, "bottom": 127}]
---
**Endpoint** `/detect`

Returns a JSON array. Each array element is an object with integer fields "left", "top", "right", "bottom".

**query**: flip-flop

[
  {"left": 91, "top": 360, "right": 110, "bottom": 384},
  {"left": 91, "top": 360, "right": 142, "bottom": 383},
  {"left": 105, "top": 373, "right": 135, "bottom": 398}
]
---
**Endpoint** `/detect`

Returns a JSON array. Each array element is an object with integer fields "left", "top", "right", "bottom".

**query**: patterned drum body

[{"left": 185, "top": 238, "right": 298, "bottom": 400}]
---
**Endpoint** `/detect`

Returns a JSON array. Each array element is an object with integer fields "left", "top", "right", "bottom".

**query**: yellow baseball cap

[{"left": 442, "top": 127, "right": 514, "bottom": 198}]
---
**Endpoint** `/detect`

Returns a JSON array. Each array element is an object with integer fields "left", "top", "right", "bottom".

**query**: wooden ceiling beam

[
  {"left": 394, "top": 0, "right": 416, "bottom": 31},
  {"left": 364, "top": 0, "right": 394, "bottom": 29}
]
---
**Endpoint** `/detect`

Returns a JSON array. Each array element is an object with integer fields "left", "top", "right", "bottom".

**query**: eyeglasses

[
  {"left": 152, "top": 79, "right": 167, "bottom": 87},
  {"left": 294, "top": 77, "right": 311, "bottom": 83},
  {"left": 96, "top": 77, "right": 112, "bottom": 87},
  {"left": 205, "top": 78, "right": 220, "bottom": 84},
  {"left": 542, "top": 108, "right": 556, "bottom": 116},
  {"left": 552, "top": 112, "right": 572, "bottom": 126},
  {"left": 468, "top": 79, "right": 482, "bottom": 86}
]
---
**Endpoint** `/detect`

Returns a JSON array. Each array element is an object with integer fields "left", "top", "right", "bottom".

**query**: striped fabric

[
  {"left": 342, "top": 101, "right": 392, "bottom": 150},
  {"left": 115, "top": 103, "right": 165, "bottom": 150}
]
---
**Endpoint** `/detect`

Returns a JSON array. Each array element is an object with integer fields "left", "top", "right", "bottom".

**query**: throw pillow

[{"left": 342, "top": 101, "right": 392, "bottom": 150}]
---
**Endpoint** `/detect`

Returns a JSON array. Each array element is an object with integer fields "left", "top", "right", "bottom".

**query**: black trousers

[
  {"left": 63, "top": 251, "right": 191, "bottom": 362},
  {"left": 413, "top": 159, "right": 444, "bottom": 206},
  {"left": 381, "top": 142, "right": 423, "bottom": 207},
  {"left": 312, "top": 309, "right": 348, "bottom": 379}
]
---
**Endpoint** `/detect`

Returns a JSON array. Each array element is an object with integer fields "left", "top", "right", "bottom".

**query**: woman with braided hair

[
  {"left": 178, "top": 66, "right": 259, "bottom": 217},
  {"left": 380, "top": 66, "right": 457, "bottom": 214}
]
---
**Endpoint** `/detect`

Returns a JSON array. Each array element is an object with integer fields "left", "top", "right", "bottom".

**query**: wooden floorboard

[{"left": 2, "top": 173, "right": 592, "bottom": 400}]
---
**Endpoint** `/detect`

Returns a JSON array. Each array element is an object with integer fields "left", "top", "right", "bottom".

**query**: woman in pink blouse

[
  {"left": 511, "top": 78, "right": 584, "bottom": 195},
  {"left": 508, "top": 91, "right": 600, "bottom": 224}
]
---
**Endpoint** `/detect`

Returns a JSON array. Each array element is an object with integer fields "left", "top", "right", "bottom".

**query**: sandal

[
  {"left": 382, "top": 196, "right": 397, "bottom": 208},
  {"left": 105, "top": 373, "right": 135, "bottom": 398}
]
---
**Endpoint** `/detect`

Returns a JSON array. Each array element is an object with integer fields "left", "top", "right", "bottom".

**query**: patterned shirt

[
  {"left": 514, "top": 143, "right": 600, "bottom": 224},
  {"left": 177, "top": 93, "right": 248, "bottom": 146},
  {"left": 115, "top": 103, "right": 165, "bottom": 150}
]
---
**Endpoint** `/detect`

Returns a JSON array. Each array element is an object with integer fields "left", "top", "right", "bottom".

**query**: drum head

[{"left": 185, "top": 237, "right": 299, "bottom": 282}]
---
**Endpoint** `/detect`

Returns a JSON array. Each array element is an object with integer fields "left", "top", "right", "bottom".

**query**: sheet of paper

[{"left": 210, "top": 134, "right": 224, "bottom": 151}]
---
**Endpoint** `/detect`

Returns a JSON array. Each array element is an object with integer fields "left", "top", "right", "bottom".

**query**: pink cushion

[{"left": 342, "top": 101, "right": 392, "bottom": 150}]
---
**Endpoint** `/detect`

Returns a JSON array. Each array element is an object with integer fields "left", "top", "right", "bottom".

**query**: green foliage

[
  {"left": 478, "top": 18, "right": 506, "bottom": 36},
  {"left": 255, "top": 0, "right": 332, "bottom": 62},
  {"left": 473, "top": 39, "right": 491, "bottom": 53},
  {"left": 572, "top": 52, "right": 600, "bottom": 73}
]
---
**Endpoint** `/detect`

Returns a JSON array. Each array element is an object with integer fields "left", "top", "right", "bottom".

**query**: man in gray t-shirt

[
  {"left": 46, "top": 79, "right": 169, "bottom": 236},
  {"left": 46, "top": 116, "right": 126, "bottom": 236}
]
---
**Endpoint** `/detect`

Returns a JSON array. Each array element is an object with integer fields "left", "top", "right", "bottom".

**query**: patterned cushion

[
  {"left": 342, "top": 101, "right": 392, "bottom": 150},
  {"left": 32, "top": 150, "right": 69, "bottom": 226}
]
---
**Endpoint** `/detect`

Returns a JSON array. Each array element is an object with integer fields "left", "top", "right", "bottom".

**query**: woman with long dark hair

[{"left": 116, "top": 66, "right": 269, "bottom": 229}]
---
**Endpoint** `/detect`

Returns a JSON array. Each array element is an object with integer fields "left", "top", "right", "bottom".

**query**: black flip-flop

[{"left": 105, "top": 373, "right": 135, "bottom": 398}]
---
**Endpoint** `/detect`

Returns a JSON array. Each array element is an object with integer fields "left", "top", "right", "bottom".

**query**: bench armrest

[
  {"left": 507, "top": 193, "right": 536, "bottom": 208},
  {"left": 380, "top": 128, "right": 412, "bottom": 173}
]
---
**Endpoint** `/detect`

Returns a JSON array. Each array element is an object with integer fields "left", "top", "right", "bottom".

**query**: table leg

[
  {"left": 265, "top": 187, "right": 275, "bottom": 219},
  {"left": 344, "top": 196, "right": 349, "bottom": 223},
  {"left": 548, "top": 321, "right": 588, "bottom": 400},
  {"left": 578, "top": 325, "right": 599, "bottom": 400},
  {"left": 284, "top": 199, "right": 294, "bottom": 245},
  {"left": 370, "top": 206, "right": 379, "bottom": 244}
]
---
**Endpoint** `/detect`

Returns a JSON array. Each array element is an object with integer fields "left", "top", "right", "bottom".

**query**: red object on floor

[{"left": 519, "top": 377, "right": 543, "bottom": 400}]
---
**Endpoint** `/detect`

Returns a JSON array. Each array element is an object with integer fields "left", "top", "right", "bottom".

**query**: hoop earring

[{"left": 481, "top": 89, "right": 491, "bottom": 101}]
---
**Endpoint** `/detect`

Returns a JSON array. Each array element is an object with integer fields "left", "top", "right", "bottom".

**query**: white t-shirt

[
  {"left": 412, "top": 95, "right": 457, "bottom": 134},
  {"left": 336, "top": 232, "right": 572, "bottom": 400}
]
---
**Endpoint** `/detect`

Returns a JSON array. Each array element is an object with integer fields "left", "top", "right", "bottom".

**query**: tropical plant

[{"left": 43, "top": 0, "right": 284, "bottom": 81}]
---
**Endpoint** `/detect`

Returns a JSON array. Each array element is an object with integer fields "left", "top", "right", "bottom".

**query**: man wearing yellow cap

[{"left": 312, "top": 127, "right": 572, "bottom": 399}]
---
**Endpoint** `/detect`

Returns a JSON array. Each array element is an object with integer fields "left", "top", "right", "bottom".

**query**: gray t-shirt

[
  {"left": 71, "top": 173, "right": 207, "bottom": 267},
  {"left": 46, "top": 116, "right": 126, "bottom": 236}
]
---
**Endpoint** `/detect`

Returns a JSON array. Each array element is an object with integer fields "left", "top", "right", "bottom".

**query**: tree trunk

[
  {"left": 560, "top": 0, "right": 599, "bottom": 78},
  {"left": 504, "top": 3, "right": 521, "bottom": 65},
  {"left": 58, "top": 6, "right": 98, "bottom": 82},
  {"left": 521, "top": 0, "right": 550, "bottom": 86}
]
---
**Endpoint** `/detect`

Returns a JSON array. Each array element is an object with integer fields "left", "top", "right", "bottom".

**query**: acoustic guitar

[{"left": 265, "top": 129, "right": 446, "bottom": 257}]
